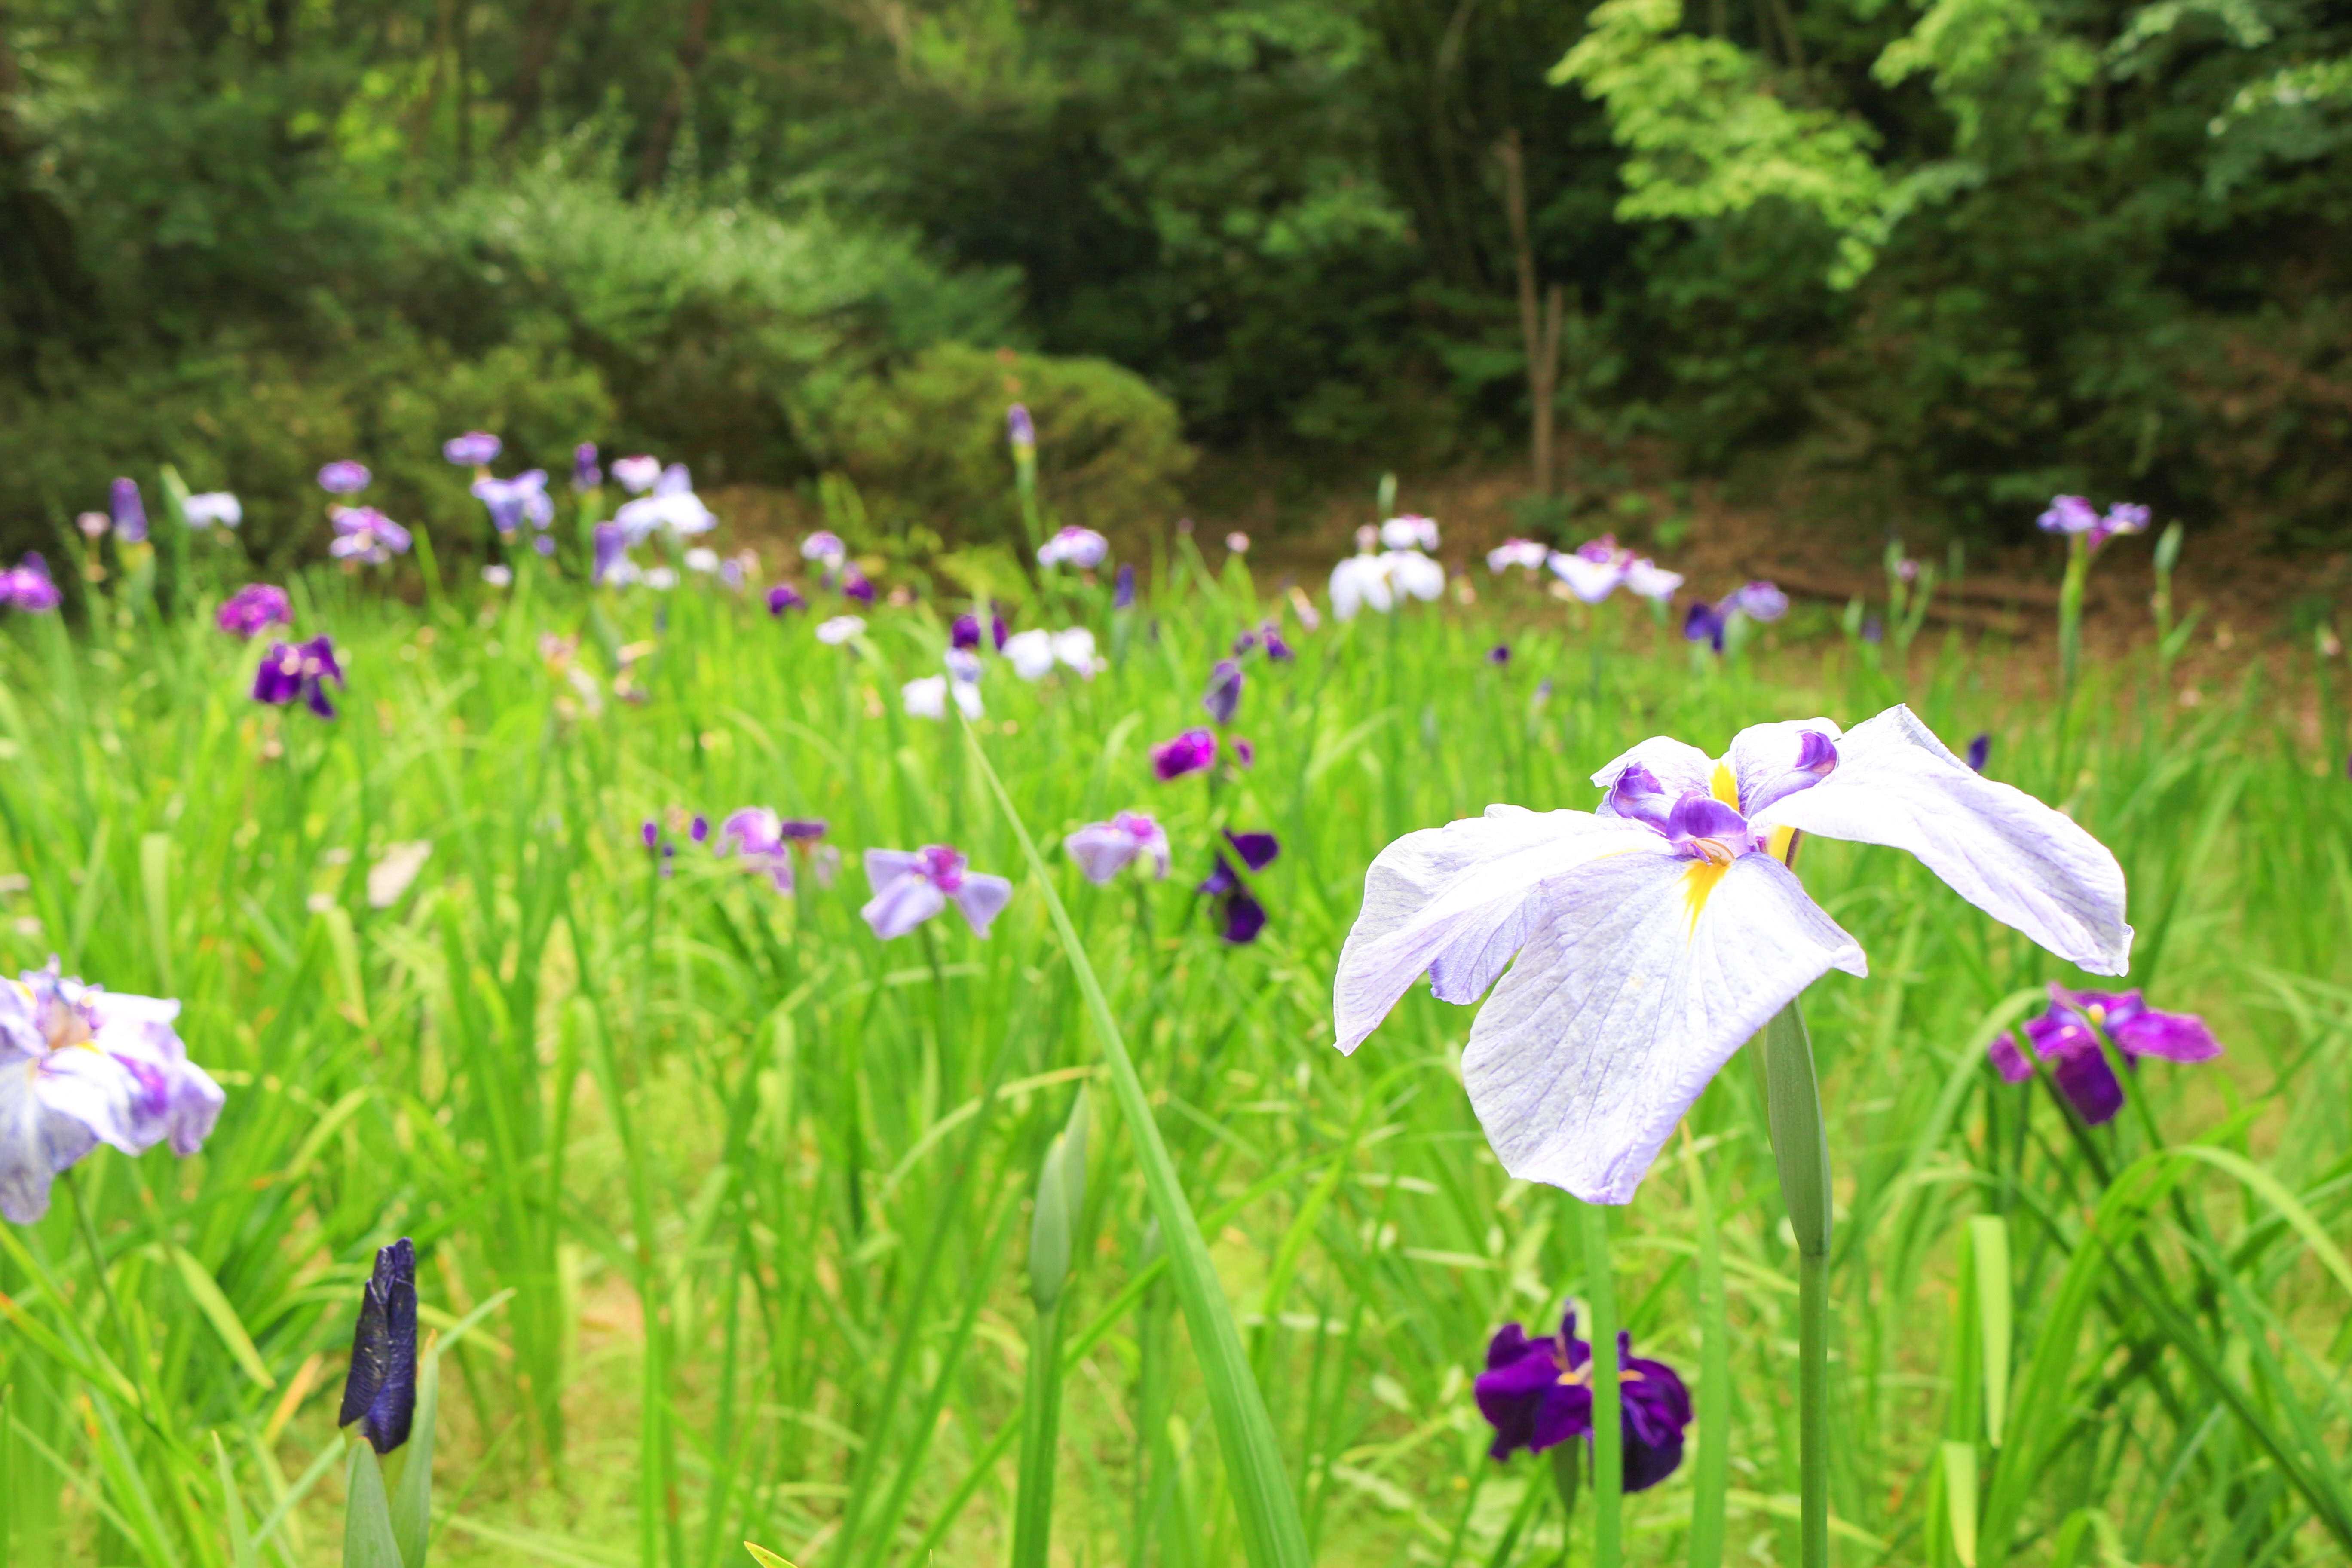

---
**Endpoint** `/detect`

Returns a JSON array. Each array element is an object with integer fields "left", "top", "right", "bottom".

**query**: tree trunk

[
  {"left": 1495, "top": 132, "right": 1564, "bottom": 499},
  {"left": 502, "top": 0, "right": 575, "bottom": 149},
  {"left": 637, "top": 0, "right": 718, "bottom": 193}
]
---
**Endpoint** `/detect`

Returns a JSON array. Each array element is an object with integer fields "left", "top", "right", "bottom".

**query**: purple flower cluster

[
  {"left": 2038, "top": 496, "right": 2150, "bottom": 555},
  {"left": 0, "top": 553, "right": 62, "bottom": 613},
  {"left": 1199, "top": 830, "right": 1279, "bottom": 943},
  {"left": 1475, "top": 1313, "right": 1691, "bottom": 1488},
  {"left": 330, "top": 508, "right": 412, "bottom": 566},
  {"left": 1684, "top": 580, "right": 1789, "bottom": 652},
  {"left": 217, "top": 584, "right": 293, "bottom": 640}
]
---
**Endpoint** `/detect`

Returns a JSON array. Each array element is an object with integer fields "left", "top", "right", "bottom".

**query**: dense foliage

[{"left": 2, "top": 0, "right": 2349, "bottom": 548}]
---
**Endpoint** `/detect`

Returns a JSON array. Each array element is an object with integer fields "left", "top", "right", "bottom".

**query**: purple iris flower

[
  {"left": 1203, "top": 659, "right": 1244, "bottom": 727},
  {"left": 690, "top": 815, "right": 710, "bottom": 844},
  {"left": 1731, "top": 581, "right": 1788, "bottom": 621},
  {"left": 574, "top": 442, "right": 602, "bottom": 490},
  {"left": 0, "top": 961, "right": 226, "bottom": 1224},
  {"left": 253, "top": 635, "right": 345, "bottom": 718},
  {"left": 593, "top": 523, "right": 631, "bottom": 586},
  {"left": 1475, "top": 1312, "right": 1691, "bottom": 1488},
  {"left": 443, "top": 432, "right": 502, "bottom": 467},
  {"left": 767, "top": 583, "right": 806, "bottom": 616},
  {"left": 1114, "top": 564, "right": 1136, "bottom": 609},
  {"left": 840, "top": 566, "right": 876, "bottom": 605},
  {"left": 337, "top": 1238, "right": 419, "bottom": 1454},
  {"left": 318, "top": 461, "right": 371, "bottom": 495},
  {"left": 952, "top": 613, "right": 985, "bottom": 652},
  {"left": 472, "top": 471, "right": 554, "bottom": 536},
  {"left": 1008, "top": 404, "right": 1036, "bottom": 449},
  {"left": 1262, "top": 625, "right": 1294, "bottom": 662},
  {"left": 329, "top": 508, "right": 412, "bottom": 565},
  {"left": 1199, "top": 830, "right": 1279, "bottom": 944},
  {"left": 642, "top": 820, "right": 660, "bottom": 850},
  {"left": 1684, "top": 600, "right": 1726, "bottom": 652},
  {"left": 217, "top": 584, "right": 292, "bottom": 640},
  {"left": 1233, "top": 630, "right": 1259, "bottom": 656},
  {"left": 1332, "top": 707, "right": 2132, "bottom": 1203},
  {"left": 720, "top": 808, "right": 802, "bottom": 891},
  {"left": 110, "top": 478, "right": 149, "bottom": 545},
  {"left": 0, "top": 554, "right": 63, "bottom": 614},
  {"left": 1037, "top": 526, "right": 1109, "bottom": 570},
  {"left": 1152, "top": 728, "right": 1219, "bottom": 781},
  {"left": 1990, "top": 983, "right": 2221, "bottom": 1125},
  {"left": 613, "top": 455, "right": 662, "bottom": 494},
  {"left": 1488, "top": 644, "right": 1511, "bottom": 665},
  {"left": 861, "top": 846, "right": 1015, "bottom": 941},
  {"left": 2039, "top": 496, "right": 2150, "bottom": 555},
  {"left": 1966, "top": 733, "right": 1991, "bottom": 773},
  {"left": 1064, "top": 811, "right": 1172, "bottom": 885}
]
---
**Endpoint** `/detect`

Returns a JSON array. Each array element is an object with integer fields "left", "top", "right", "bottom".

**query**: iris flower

[
  {"left": 719, "top": 808, "right": 798, "bottom": 892},
  {"left": 614, "top": 466, "right": 715, "bottom": 543},
  {"left": 182, "top": 492, "right": 242, "bottom": 530},
  {"left": 1549, "top": 538, "right": 1628, "bottom": 603},
  {"left": 339, "top": 1239, "right": 418, "bottom": 1454},
  {"left": 444, "top": 432, "right": 502, "bottom": 466},
  {"left": 2038, "top": 496, "right": 2150, "bottom": 555},
  {"left": 1381, "top": 515, "right": 1440, "bottom": 551},
  {"left": 1065, "top": 812, "right": 1172, "bottom": 884},
  {"left": 0, "top": 554, "right": 62, "bottom": 614},
  {"left": 905, "top": 673, "right": 983, "bottom": 720},
  {"left": 574, "top": 443, "right": 602, "bottom": 490},
  {"left": 1488, "top": 538, "right": 1552, "bottom": 574},
  {"left": 1203, "top": 659, "right": 1243, "bottom": 726},
  {"left": 839, "top": 566, "right": 877, "bottom": 604},
  {"left": 861, "top": 846, "right": 1015, "bottom": 940},
  {"left": 254, "top": 635, "right": 346, "bottom": 718},
  {"left": 329, "top": 508, "right": 412, "bottom": 565},
  {"left": 612, "top": 455, "right": 663, "bottom": 493},
  {"left": 802, "top": 531, "right": 847, "bottom": 568},
  {"left": 1200, "top": 831, "right": 1279, "bottom": 943},
  {"left": 1624, "top": 559, "right": 1685, "bottom": 602},
  {"left": 1152, "top": 728, "right": 1219, "bottom": 781},
  {"left": 1488, "top": 644, "right": 1511, "bottom": 665},
  {"left": 1038, "top": 526, "right": 1110, "bottom": 570},
  {"left": 0, "top": 962, "right": 225, "bottom": 1224},
  {"left": 1331, "top": 550, "right": 1445, "bottom": 619},
  {"left": 1476, "top": 1312, "right": 1690, "bottom": 1487},
  {"left": 1332, "top": 705, "right": 2130, "bottom": 1202},
  {"left": 110, "top": 478, "right": 149, "bottom": 545},
  {"left": 317, "top": 461, "right": 371, "bottom": 495},
  {"left": 1114, "top": 564, "right": 1136, "bottom": 609},
  {"left": 1730, "top": 580, "right": 1788, "bottom": 620},
  {"left": 472, "top": 470, "right": 554, "bottom": 536},
  {"left": 1008, "top": 404, "right": 1037, "bottom": 450},
  {"left": 593, "top": 523, "right": 637, "bottom": 586},
  {"left": 1990, "top": 983, "right": 2220, "bottom": 1124},
  {"left": 1684, "top": 600, "right": 1727, "bottom": 652},
  {"left": 815, "top": 615, "right": 866, "bottom": 646},
  {"left": 217, "top": 584, "right": 292, "bottom": 639}
]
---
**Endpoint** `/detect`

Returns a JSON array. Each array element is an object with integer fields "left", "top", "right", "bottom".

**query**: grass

[{"left": 1, "top": 531, "right": 2349, "bottom": 1568}]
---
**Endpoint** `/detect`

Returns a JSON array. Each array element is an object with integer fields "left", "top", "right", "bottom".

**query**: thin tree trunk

[
  {"left": 637, "top": 0, "right": 717, "bottom": 192},
  {"left": 502, "top": 0, "right": 574, "bottom": 149},
  {"left": 1495, "top": 132, "right": 1563, "bottom": 499}
]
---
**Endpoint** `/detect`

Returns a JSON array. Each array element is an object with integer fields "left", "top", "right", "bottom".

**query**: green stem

[
  {"left": 2054, "top": 534, "right": 2088, "bottom": 791},
  {"left": 1761, "top": 1001, "right": 1831, "bottom": 1568},
  {"left": 64, "top": 1171, "right": 150, "bottom": 1424},
  {"left": 1580, "top": 1199, "right": 1621, "bottom": 1568},
  {"left": 1010, "top": 1300, "right": 1067, "bottom": 1568}
]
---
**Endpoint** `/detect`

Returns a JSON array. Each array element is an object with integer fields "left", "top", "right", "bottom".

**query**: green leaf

[
  {"left": 1942, "top": 1442, "right": 1980, "bottom": 1567},
  {"left": 1967, "top": 1216, "right": 2010, "bottom": 1447},
  {"left": 343, "top": 1442, "right": 407, "bottom": 1568},
  {"left": 213, "top": 1432, "right": 260, "bottom": 1568},
  {"left": 390, "top": 1355, "right": 439, "bottom": 1568},
  {"left": 168, "top": 1246, "right": 276, "bottom": 1390},
  {"left": 744, "top": 1546, "right": 799, "bottom": 1568}
]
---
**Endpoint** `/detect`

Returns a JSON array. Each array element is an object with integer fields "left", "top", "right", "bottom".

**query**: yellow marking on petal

[
  {"left": 1767, "top": 824, "right": 1798, "bottom": 865},
  {"left": 1710, "top": 761, "right": 1740, "bottom": 809},
  {"left": 1683, "top": 859, "right": 1731, "bottom": 936}
]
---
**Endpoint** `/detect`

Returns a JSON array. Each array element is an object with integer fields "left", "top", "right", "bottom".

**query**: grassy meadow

[{"left": 1, "top": 530, "right": 2349, "bottom": 1568}]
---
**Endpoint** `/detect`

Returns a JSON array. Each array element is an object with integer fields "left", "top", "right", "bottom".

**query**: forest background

[{"left": 2, "top": 0, "right": 2349, "bottom": 571}]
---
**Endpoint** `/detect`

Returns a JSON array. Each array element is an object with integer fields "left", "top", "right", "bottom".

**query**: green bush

[{"left": 814, "top": 343, "right": 1195, "bottom": 545}]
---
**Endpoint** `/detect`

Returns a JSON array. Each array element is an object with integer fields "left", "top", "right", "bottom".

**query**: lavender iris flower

[
  {"left": 613, "top": 465, "right": 714, "bottom": 543},
  {"left": 329, "top": 508, "right": 412, "bottom": 565},
  {"left": 720, "top": 808, "right": 799, "bottom": 892},
  {"left": 1624, "top": 559, "right": 1685, "bottom": 602},
  {"left": 1199, "top": 830, "right": 1280, "bottom": 943},
  {"left": 593, "top": 523, "right": 634, "bottom": 587},
  {"left": 1152, "top": 728, "right": 1219, "bottom": 781},
  {"left": 1476, "top": 1312, "right": 1691, "bottom": 1488},
  {"left": 1488, "top": 539, "right": 1552, "bottom": 575},
  {"left": 574, "top": 442, "right": 602, "bottom": 490},
  {"left": 612, "top": 455, "right": 663, "bottom": 494},
  {"left": 217, "top": 584, "right": 292, "bottom": 640},
  {"left": 1381, "top": 515, "right": 1440, "bottom": 551},
  {"left": 840, "top": 566, "right": 877, "bottom": 604},
  {"left": 1332, "top": 706, "right": 2132, "bottom": 1202},
  {"left": 815, "top": 615, "right": 865, "bottom": 646},
  {"left": 182, "top": 492, "right": 242, "bottom": 530},
  {"left": 253, "top": 635, "right": 346, "bottom": 718},
  {"left": 443, "top": 432, "right": 502, "bottom": 466},
  {"left": 1203, "top": 659, "right": 1244, "bottom": 726},
  {"left": 1966, "top": 733, "right": 1991, "bottom": 773},
  {"left": 1038, "top": 526, "right": 1109, "bottom": 570},
  {"left": 0, "top": 554, "right": 63, "bottom": 614},
  {"left": 2038, "top": 496, "right": 2150, "bottom": 555},
  {"left": 1064, "top": 811, "right": 1172, "bottom": 884},
  {"left": 1989, "top": 983, "right": 2220, "bottom": 1124},
  {"left": 1550, "top": 536, "right": 1631, "bottom": 603},
  {"left": 0, "top": 962, "right": 226, "bottom": 1224},
  {"left": 1329, "top": 554, "right": 1393, "bottom": 620},
  {"left": 766, "top": 584, "right": 806, "bottom": 616},
  {"left": 1730, "top": 580, "right": 1789, "bottom": 621},
  {"left": 338, "top": 1239, "right": 418, "bottom": 1454},
  {"left": 472, "top": 471, "right": 554, "bottom": 536},
  {"left": 110, "top": 478, "right": 148, "bottom": 545},
  {"left": 802, "top": 531, "right": 847, "bottom": 568},
  {"left": 1114, "top": 564, "right": 1136, "bottom": 609},
  {"left": 318, "top": 461, "right": 371, "bottom": 495},
  {"left": 861, "top": 846, "right": 1015, "bottom": 941},
  {"left": 1684, "top": 600, "right": 1726, "bottom": 652},
  {"left": 1008, "top": 404, "right": 1036, "bottom": 449}
]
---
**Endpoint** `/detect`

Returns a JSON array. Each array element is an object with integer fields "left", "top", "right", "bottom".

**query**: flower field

[{"left": 1, "top": 450, "right": 2349, "bottom": 1568}]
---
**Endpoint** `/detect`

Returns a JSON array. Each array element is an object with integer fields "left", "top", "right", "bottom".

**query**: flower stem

[
  {"left": 1761, "top": 1000, "right": 1831, "bottom": 1568},
  {"left": 1579, "top": 1198, "right": 1622, "bottom": 1568}
]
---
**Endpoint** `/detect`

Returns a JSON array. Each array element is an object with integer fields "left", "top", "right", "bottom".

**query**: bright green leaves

[
  {"left": 1550, "top": 0, "right": 1890, "bottom": 285},
  {"left": 1872, "top": 0, "right": 2097, "bottom": 152}
]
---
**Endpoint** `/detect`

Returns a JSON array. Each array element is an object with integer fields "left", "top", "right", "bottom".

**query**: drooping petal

[
  {"left": 1753, "top": 705, "right": 2132, "bottom": 975},
  {"left": 949, "top": 873, "right": 1015, "bottom": 937},
  {"left": 862, "top": 871, "right": 946, "bottom": 940},
  {"left": 2047, "top": 1037, "right": 2126, "bottom": 1124},
  {"left": 1987, "top": 1030, "right": 2035, "bottom": 1084},
  {"left": 0, "top": 1062, "right": 104, "bottom": 1223},
  {"left": 1333, "top": 808, "right": 1661, "bottom": 1051},
  {"left": 2111, "top": 1007, "right": 2222, "bottom": 1064},
  {"left": 1461, "top": 852, "right": 1866, "bottom": 1204}
]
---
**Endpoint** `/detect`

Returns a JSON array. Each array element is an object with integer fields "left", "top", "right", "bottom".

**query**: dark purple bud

[
  {"left": 991, "top": 610, "right": 1009, "bottom": 651},
  {"left": 952, "top": 613, "right": 982, "bottom": 651},
  {"left": 1008, "top": 404, "right": 1036, "bottom": 448},
  {"left": 1232, "top": 630, "right": 1259, "bottom": 656},
  {"left": 1217, "top": 891, "right": 1267, "bottom": 944},
  {"left": 574, "top": 442, "right": 602, "bottom": 490},
  {"left": 1487, "top": 643, "right": 1511, "bottom": 665},
  {"left": 690, "top": 815, "right": 709, "bottom": 844},
  {"left": 1966, "top": 733, "right": 1991, "bottom": 774},
  {"left": 110, "top": 478, "right": 149, "bottom": 544},
  {"left": 1684, "top": 601, "right": 1726, "bottom": 653},
  {"left": 766, "top": 583, "right": 805, "bottom": 616},
  {"left": 442, "top": 432, "right": 502, "bottom": 466},
  {"left": 1152, "top": 728, "right": 1218, "bottom": 781},
  {"left": 841, "top": 567, "right": 876, "bottom": 605},
  {"left": 778, "top": 818, "right": 828, "bottom": 843},
  {"left": 1202, "top": 659, "right": 1244, "bottom": 726},
  {"left": 642, "top": 820, "right": 660, "bottom": 850},
  {"left": 1114, "top": 564, "right": 1136, "bottom": 609},
  {"left": 338, "top": 1239, "right": 418, "bottom": 1455},
  {"left": 318, "top": 461, "right": 371, "bottom": 495},
  {"left": 1234, "top": 737, "right": 1256, "bottom": 768},
  {"left": 1227, "top": 830, "right": 1279, "bottom": 871},
  {"left": 1262, "top": 626, "right": 1293, "bottom": 662}
]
